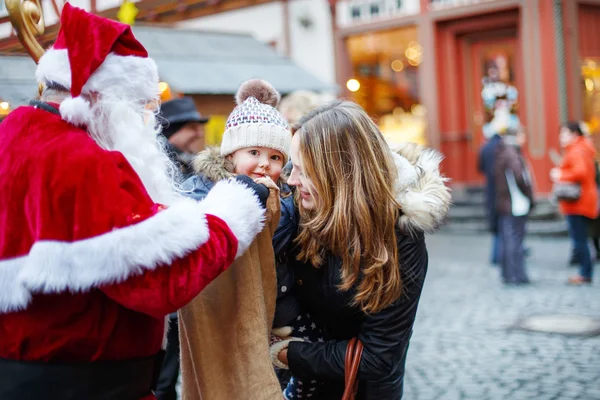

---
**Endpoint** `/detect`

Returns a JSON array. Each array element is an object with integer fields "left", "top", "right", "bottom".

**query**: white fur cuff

[
  {"left": 0, "top": 199, "right": 212, "bottom": 313},
  {"left": 198, "top": 179, "right": 266, "bottom": 258},
  {"left": 272, "top": 326, "right": 293, "bottom": 338},
  {"left": 270, "top": 337, "right": 303, "bottom": 370}
]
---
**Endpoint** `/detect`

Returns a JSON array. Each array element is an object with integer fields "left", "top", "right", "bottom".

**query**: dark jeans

[
  {"left": 491, "top": 233, "right": 501, "bottom": 264},
  {"left": 499, "top": 215, "right": 529, "bottom": 283},
  {"left": 566, "top": 215, "right": 593, "bottom": 279},
  {"left": 155, "top": 317, "right": 179, "bottom": 400}
]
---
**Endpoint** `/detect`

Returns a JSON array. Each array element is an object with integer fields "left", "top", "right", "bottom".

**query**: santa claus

[{"left": 0, "top": 4, "right": 268, "bottom": 399}]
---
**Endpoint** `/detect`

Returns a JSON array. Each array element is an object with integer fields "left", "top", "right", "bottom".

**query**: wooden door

[
  {"left": 435, "top": 8, "right": 521, "bottom": 187},
  {"left": 464, "top": 33, "right": 524, "bottom": 183}
]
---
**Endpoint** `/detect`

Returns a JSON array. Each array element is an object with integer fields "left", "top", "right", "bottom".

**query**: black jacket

[
  {"left": 286, "top": 231, "right": 428, "bottom": 399},
  {"left": 494, "top": 140, "right": 534, "bottom": 216},
  {"left": 284, "top": 143, "right": 451, "bottom": 399},
  {"left": 478, "top": 134, "right": 503, "bottom": 232}
]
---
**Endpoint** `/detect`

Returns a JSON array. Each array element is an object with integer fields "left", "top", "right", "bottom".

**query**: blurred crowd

[{"left": 479, "top": 111, "right": 598, "bottom": 286}]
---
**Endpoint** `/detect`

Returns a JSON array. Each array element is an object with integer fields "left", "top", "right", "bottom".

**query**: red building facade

[{"left": 332, "top": 0, "right": 600, "bottom": 194}]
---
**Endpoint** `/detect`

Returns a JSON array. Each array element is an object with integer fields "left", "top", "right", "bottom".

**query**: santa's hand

[{"left": 234, "top": 175, "right": 269, "bottom": 208}]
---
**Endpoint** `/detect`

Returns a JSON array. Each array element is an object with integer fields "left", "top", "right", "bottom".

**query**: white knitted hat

[{"left": 220, "top": 79, "right": 291, "bottom": 160}]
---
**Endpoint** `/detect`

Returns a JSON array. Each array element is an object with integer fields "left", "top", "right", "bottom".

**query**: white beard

[{"left": 86, "top": 97, "right": 180, "bottom": 205}]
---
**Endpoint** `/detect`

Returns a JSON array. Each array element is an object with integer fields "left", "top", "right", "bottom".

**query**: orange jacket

[{"left": 558, "top": 136, "right": 599, "bottom": 219}]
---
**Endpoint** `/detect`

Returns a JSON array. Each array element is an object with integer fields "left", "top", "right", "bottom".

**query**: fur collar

[
  {"left": 193, "top": 147, "right": 235, "bottom": 182},
  {"left": 390, "top": 143, "right": 451, "bottom": 235}
]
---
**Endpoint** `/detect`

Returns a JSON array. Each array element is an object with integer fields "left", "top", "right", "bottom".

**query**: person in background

[
  {"left": 494, "top": 129, "right": 534, "bottom": 285},
  {"left": 586, "top": 158, "right": 600, "bottom": 260},
  {"left": 155, "top": 97, "right": 209, "bottom": 399},
  {"left": 278, "top": 90, "right": 329, "bottom": 126},
  {"left": 551, "top": 122, "right": 599, "bottom": 285},
  {"left": 159, "top": 97, "right": 209, "bottom": 179},
  {"left": 478, "top": 107, "right": 505, "bottom": 265}
]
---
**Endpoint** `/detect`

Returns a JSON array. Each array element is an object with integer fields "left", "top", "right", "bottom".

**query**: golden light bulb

[
  {"left": 158, "top": 82, "right": 169, "bottom": 93},
  {"left": 391, "top": 60, "right": 404, "bottom": 72},
  {"left": 346, "top": 79, "right": 361, "bottom": 92}
]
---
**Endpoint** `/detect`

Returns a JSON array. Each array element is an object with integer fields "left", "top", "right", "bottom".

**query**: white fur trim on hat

[
  {"left": 36, "top": 48, "right": 159, "bottom": 123},
  {"left": 220, "top": 123, "right": 292, "bottom": 161},
  {"left": 59, "top": 96, "right": 93, "bottom": 127},
  {"left": 270, "top": 337, "right": 304, "bottom": 369}
]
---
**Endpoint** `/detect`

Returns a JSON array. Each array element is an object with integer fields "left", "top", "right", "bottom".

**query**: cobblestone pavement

[{"left": 404, "top": 233, "right": 600, "bottom": 400}]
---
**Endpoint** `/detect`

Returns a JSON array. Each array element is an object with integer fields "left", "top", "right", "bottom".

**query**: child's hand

[
  {"left": 254, "top": 176, "right": 279, "bottom": 192},
  {"left": 254, "top": 176, "right": 280, "bottom": 225}
]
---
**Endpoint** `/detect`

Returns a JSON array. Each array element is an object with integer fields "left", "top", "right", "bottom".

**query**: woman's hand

[
  {"left": 277, "top": 348, "right": 288, "bottom": 365},
  {"left": 550, "top": 168, "right": 562, "bottom": 182}
]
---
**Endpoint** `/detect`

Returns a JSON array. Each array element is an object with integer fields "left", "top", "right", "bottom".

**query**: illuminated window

[
  {"left": 581, "top": 58, "right": 600, "bottom": 136},
  {"left": 345, "top": 26, "right": 426, "bottom": 145}
]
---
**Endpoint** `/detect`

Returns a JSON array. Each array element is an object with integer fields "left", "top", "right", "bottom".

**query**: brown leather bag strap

[
  {"left": 342, "top": 338, "right": 363, "bottom": 400},
  {"left": 344, "top": 338, "right": 356, "bottom": 384}
]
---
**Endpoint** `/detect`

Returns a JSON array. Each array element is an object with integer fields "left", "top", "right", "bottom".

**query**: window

[
  {"left": 345, "top": 26, "right": 426, "bottom": 145},
  {"left": 581, "top": 58, "right": 600, "bottom": 135}
]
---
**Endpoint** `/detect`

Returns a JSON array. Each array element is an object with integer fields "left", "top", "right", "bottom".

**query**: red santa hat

[{"left": 36, "top": 3, "right": 159, "bottom": 126}]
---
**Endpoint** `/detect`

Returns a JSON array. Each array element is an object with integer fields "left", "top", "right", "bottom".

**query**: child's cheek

[{"left": 269, "top": 165, "right": 283, "bottom": 182}]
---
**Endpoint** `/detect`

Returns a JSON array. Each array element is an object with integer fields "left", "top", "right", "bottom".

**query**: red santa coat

[{"left": 0, "top": 104, "right": 264, "bottom": 363}]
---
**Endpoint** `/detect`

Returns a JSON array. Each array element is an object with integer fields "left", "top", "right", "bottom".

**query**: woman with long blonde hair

[{"left": 271, "top": 101, "right": 451, "bottom": 399}]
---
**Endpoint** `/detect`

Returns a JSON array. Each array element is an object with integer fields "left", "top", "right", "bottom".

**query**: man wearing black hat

[
  {"left": 156, "top": 97, "right": 208, "bottom": 400},
  {"left": 160, "top": 97, "right": 209, "bottom": 180}
]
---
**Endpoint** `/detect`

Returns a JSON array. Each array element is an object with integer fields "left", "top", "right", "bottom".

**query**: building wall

[
  {"left": 190, "top": 94, "right": 236, "bottom": 146},
  {"left": 332, "top": 0, "right": 574, "bottom": 193},
  {"left": 177, "top": 3, "right": 286, "bottom": 52},
  {"left": 178, "top": 0, "right": 336, "bottom": 87},
  {"left": 178, "top": 1, "right": 598, "bottom": 193}
]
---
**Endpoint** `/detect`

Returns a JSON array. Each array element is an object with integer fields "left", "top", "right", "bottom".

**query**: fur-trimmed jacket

[
  {"left": 178, "top": 147, "right": 283, "bottom": 400},
  {"left": 183, "top": 148, "right": 301, "bottom": 328},
  {"left": 283, "top": 143, "right": 451, "bottom": 400}
]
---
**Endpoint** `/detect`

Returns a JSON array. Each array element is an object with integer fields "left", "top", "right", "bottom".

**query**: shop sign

[
  {"left": 429, "top": 0, "right": 499, "bottom": 10},
  {"left": 336, "top": 0, "right": 420, "bottom": 28}
]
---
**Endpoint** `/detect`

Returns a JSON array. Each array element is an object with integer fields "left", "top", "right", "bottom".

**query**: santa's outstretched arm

[
  {"left": 4, "top": 151, "right": 264, "bottom": 316},
  {"left": 100, "top": 179, "right": 266, "bottom": 318}
]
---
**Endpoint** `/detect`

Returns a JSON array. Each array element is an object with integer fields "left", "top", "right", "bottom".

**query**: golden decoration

[
  {"left": 117, "top": 0, "right": 138, "bottom": 26},
  {"left": 5, "top": 0, "right": 46, "bottom": 63},
  {"left": 0, "top": 101, "right": 10, "bottom": 117}
]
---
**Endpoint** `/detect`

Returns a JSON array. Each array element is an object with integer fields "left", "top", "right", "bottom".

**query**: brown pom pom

[{"left": 235, "top": 79, "right": 281, "bottom": 107}]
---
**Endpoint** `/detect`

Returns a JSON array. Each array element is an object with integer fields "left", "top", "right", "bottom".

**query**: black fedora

[{"left": 159, "top": 97, "right": 209, "bottom": 138}]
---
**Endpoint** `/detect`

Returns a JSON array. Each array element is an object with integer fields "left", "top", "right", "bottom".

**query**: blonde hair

[
  {"left": 279, "top": 90, "right": 322, "bottom": 125},
  {"left": 293, "top": 101, "right": 402, "bottom": 314}
]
